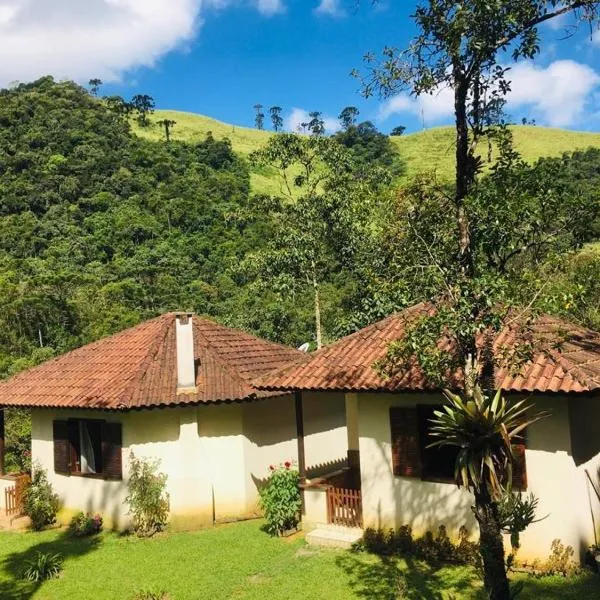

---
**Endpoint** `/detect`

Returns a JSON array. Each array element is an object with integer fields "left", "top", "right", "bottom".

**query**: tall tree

[
  {"left": 356, "top": 2, "right": 600, "bottom": 598},
  {"left": 88, "top": 78, "right": 102, "bottom": 96},
  {"left": 269, "top": 106, "right": 284, "bottom": 132},
  {"left": 156, "top": 119, "right": 177, "bottom": 142},
  {"left": 248, "top": 134, "right": 389, "bottom": 348},
  {"left": 390, "top": 125, "right": 406, "bottom": 137},
  {"left": 131, "top": 94, "right": 155, "bottom": 127},
  {"left": 254, "top": 104, "right": 265, "bottom": 130},
  {"left": 338, "top": 106, "right": 360, "bottom": 129},
  {"left": 307, "top": 111, "right": 325, "bottom": 136}
]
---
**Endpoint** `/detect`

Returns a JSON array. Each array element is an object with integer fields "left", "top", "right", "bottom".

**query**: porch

[{"left": 294, "top": 392, "right": 363, "bottom": 544}]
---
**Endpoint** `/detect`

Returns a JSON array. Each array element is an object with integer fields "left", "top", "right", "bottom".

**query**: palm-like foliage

[{"left": 429, "top": 386, "right": 546, "bottom": 500}]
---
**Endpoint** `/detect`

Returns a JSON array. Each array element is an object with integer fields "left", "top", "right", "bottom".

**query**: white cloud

[
  {"left": 315, "top": 0, "right": 344, "bottom": 17},
  {"left": 256, "top": 0, "right": 284, "bottom": 16},
  {"left": 379, "top": 59, "right": 600, "bottom": 128},
  {"left": 0, "top": 0, "right": 285, "bottom": 86},
  {"left": 286, "top": 108, "right": 340, "bottom": 134},
  {"left": 508, "top": 60, "right": 600, "bottom": 127}
]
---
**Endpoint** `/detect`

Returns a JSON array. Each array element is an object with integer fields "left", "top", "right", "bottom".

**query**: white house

[
  {"left": 258, "top": 304, "right": 600, "bottom": 561},
  {"left": 0, "top": 313, "right": 347, "bottom": 529}
]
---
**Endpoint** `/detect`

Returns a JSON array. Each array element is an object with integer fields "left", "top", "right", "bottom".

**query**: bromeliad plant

[
  {"left": 429, "top": 388, "right": 545, "bottom": 498},
  {"left": 428, "top": 386, "right": 546, "bottom": 595},
  {"left": 259, "top": 461, "right": 302, "bottom": 536}
]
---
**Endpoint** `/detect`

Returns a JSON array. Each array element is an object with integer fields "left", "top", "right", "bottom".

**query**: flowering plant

[
  {"left": 259, "top": 461, "right": 301, "bottom": 536},
  {"left": 68, "top": 511, "right": 103, "bottom": 537}
]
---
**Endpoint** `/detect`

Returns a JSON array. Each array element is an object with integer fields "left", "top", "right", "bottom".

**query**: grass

[
  {"left": 134, "top": 110, "right": 600, "bottom": 194},
  {"left": 0, "top": 520, "right": 598, "bottom": 599}
]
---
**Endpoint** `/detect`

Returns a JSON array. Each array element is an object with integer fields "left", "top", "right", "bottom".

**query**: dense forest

[{"left": 2, "top": 77, "right": 600, "bottom": 468}]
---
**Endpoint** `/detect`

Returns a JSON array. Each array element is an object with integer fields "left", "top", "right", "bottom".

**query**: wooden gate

[
  {"left": 5, "top": 474, "right": 30, "bottom": 517},
  {"left": 326, "top": 486, "right": 362, "bottom": 528}
]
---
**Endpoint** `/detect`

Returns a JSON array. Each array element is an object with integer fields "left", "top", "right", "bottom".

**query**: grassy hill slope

[{"left": 135, "top": 110, "right": 600, "bottom": 193}]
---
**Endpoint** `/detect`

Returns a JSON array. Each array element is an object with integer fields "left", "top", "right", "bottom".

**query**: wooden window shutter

[
  {"left": 102, "top": 422, "right": 123, "bottom": 481},
  {"left": 511, "top": 442, "right": 527, "bottom": 491},
  {"left": 53, "top": 420, "right": 70, "bottom": 475},
  {"left": 389, "top": 407, "right": 422, "bottom": 478}
]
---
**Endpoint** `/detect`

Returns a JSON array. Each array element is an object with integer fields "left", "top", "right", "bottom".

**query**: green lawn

[
  {"left": 0, "top": 520, "right": 598, "bottom": 599},
  {"left": 133, "top": 110, "right": 600, "bottom": 195}
]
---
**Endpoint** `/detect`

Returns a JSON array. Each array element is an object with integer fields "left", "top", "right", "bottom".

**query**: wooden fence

[
  {"left": 326, "top": 486, "right": 362, "bottom": 528},
  {"left": 5, "top": 474, "right": 30, "bottom": 517}
]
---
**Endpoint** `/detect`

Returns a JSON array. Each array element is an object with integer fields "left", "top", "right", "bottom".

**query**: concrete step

[{"left": 305, "top": 524, "right": 363, "bottom": 549}]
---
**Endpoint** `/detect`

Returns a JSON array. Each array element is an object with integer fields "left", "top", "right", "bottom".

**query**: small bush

[
  {"left": 22, "top": 552, "right": 63, "bottom": 581},
  {"left": 132, "top": 590, "right": 170, "bottom": 600},
  {"left": 126, "top": 453, "right": 170, "bottom": 536},
  {"left": 538, "top": 539, "right": 581, "bottom": 577},
  {"left": 23, "top": 464, "right": 59, "bottom": 531},
  {"left": 258, "top": 461, "right": 302, "bottom": 536},
  {"left": 68, "top": 511, "right": 103, "bottom": 537},
  {"left": 389, "top": 525, "right": 415, "bottom": 555},
  {"left": 356, "top": 524, "right": 479, "bottom": 567}
]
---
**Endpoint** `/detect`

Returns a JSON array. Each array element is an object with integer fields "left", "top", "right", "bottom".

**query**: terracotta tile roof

[
  {"left": 256, "top": 304, "right": 600, "bottom": 395},
  {"left": 0, "top": 314, "right": 301, "bottom": 410}
]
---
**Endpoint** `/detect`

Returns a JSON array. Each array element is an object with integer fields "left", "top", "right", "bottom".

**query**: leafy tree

[
  {"left": 333, "top": 120, "right": 403, "bottom": 176},
  {"left": 253, "top": 103, "right": 265, "bottom": 130},
  {"left": 307, "top": 111, "right": 325, "bottom": 136},
  {"left": 88, "top": 78, "right": 102, "bottom": 96},
  {"left": 355, "top": 2, "right": 600, "bottom": 597},
  {"left": 131, "top": 94, "right": 155, "bottom": 127},
  {"left": 248, "top": 133, "right": 390, "bottom": 347},
  {"left": 390, "top": 125, "right": 406, "bottom": 136},
  {"left": 156, "top": 119, "right": 176, "bottom": 142},
  {"left": 269, "top": 106, "right": 284, "bottom": 132},
  {"left": 104, "top": 95, "right": 132, "bottom": 116},
  {"left": 338, "top": 106, "right": 360, "bottom": 129}
]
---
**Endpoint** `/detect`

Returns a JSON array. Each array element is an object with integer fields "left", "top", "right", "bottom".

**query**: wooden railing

[
  {"left": 5, "top": 474, "right": 30, "bottom": 517},
  {"left": 326, "top": 486, "right": 362, "bottom": 528}
]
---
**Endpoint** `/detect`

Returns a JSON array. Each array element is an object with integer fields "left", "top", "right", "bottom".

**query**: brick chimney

[{"left": 175, "top": 313, "right": 197, "bottom": 394}]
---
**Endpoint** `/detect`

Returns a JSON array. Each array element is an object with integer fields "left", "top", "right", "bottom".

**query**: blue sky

[{"left": 1, "top": 0, "right": 599, "bottom": 133}]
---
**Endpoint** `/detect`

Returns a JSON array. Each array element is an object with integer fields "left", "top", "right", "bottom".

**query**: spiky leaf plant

[{"left": 428, "top": 386, "right": 546, "bottom": 500}]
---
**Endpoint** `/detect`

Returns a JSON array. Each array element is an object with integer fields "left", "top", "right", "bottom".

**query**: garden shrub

[
  {"left": 22, "top": 552, "right": 63, "bottom": 581},
  {"left": 23, "top": 464, "right": 59, "bottom": 531},
  {"left": 126, "top": 453, "right": 170, "bottom": 536},
  {"left": 356, "top": 524, "right": 479, "bottom": 567},
  {"left": 68, "top": 511, "right": 103, "bottom": 537},
  {"left": 258, "top": 461, "right": 302, "bottom": 536},
  {"left": 538, "top": 539, "right": 581, "bottom": 577}
]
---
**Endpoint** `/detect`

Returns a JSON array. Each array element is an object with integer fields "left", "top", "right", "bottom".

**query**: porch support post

[
  {"left": 295, "top": 391, "right": 307, "bottom": 516},
  {"left": 294, "top": 392, "right": 306, "bottom": 485},
  {"left": 0, "top": 408, "right": 5, "bottom": 476}
]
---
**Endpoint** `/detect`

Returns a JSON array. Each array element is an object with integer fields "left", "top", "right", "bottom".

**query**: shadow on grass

[
  {"left": 335, "top": 551, "right": 482, "bottom": 600},
  {"left": 0, "top": 529, "right": 101, "bottom": 600},
  {"left": 516, "top": 572, "right": 600, "bottom": 600}
]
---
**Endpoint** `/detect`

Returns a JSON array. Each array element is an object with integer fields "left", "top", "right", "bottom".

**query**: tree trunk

[
  {"left": 474, "top": 492, "right": 510, "bottom": 600},
  {"left": 453, "top": 70, "right": 474, "bottom": 278},
  {"left": 311, "top": 262, "right": 323, "bottom": 349}
]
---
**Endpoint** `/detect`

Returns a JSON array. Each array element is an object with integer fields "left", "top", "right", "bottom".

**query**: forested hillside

[
  {"left": 0, "top": 77, "right": 260, "bottom": 377},
  {"left": 2, "top": 76, "right": 600, "bottom": 384}
]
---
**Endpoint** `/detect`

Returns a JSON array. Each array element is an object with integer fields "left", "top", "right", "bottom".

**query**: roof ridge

[
  {"left": 118, "top": 314, "right": 174, "bottom": 408},
  {"left": 191, "top": 318, "right": 297, "bottom": 391}
]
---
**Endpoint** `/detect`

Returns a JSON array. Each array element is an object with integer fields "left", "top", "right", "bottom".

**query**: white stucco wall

[
  {"left": 356, "top": 392, "right": 600, "bottom": 561},
  {"left": 30, "top": 391, "right": 349, "bottom": 530}
]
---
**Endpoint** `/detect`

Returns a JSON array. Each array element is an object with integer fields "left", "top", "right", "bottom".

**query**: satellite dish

[{"left": 297, "top": 342, "right": 310, "bottom": 352}]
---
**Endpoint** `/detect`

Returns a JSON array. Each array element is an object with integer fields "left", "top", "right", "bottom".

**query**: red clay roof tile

[
  {"left": 0, "top": 314, "right": 301, "bottom": 410},
  {"left": 257, "top": 304, "right": 600, "bottom": 395}
]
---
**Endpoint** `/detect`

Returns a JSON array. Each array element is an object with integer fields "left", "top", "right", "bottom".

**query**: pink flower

[
  {"left": 269, "top": 464, "right": 275, "bottom": 471},
  {"left": 284, "top": 461, "right": 291, "bottom": 469}
]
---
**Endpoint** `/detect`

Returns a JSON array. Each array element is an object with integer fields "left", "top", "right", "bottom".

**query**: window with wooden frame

[
  {"left": 390, "top": 405, "right": 527, "bottom": 489},
  {"left": 53, "top": 419, "right": 122, "bottom": 480}
]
